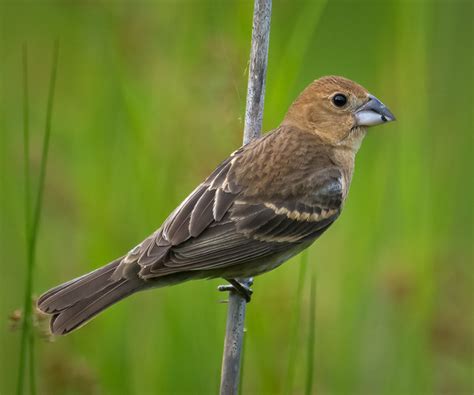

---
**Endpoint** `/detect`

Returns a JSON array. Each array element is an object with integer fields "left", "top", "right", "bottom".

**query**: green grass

[
  {"left": 284, "top": 250, "right": 308, "bottom": 395},
  {"left": 0, "top": 1, "right": 472, "bottom": 394},
  {"left": 17, "top": 43, "right": 32, "bottom": 395},
  {"left": 16, "top": 41, "right": 59, "bottom": 395},
  {"left": 17, "top": 42, "right": 31, "bottom": 395},
  {"left": 305, "top": 269, "right": 317, "bottom": 395}
]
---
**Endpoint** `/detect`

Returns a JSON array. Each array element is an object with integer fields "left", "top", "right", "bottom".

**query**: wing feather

[
  {"left": 189, "top": 189, "right": 216, "bottom": 237},
  {"left": 214, "top": 189, "right": 235, "bottom": 221},
  {"left": 118, "top": 140, "right": 344, "bottom": 280}
]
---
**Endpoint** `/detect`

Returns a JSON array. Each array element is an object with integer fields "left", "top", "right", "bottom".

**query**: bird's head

[{"left": 282, "top": 75, "right": 395, "bottom": 149}]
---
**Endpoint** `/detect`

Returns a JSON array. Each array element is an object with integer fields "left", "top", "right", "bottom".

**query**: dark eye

[{"left": 332, "top": 94, "right": 347, "bottom": 107}]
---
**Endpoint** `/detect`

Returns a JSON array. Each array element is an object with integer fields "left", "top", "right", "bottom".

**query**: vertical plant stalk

[
  {"left": 284, "top": 250, "right": 308, "bottom": 395},
  {"left": 241, "top": 0, "right": 272, "bottom": 146},
  {"left": 305, "top": 270, "right": 317, "bottom": 395},
  {"left": 25, "top": 44, "right": 35, "bottom": 395},
  {"left": 17, "top": 41, "right": 59, "bottom": 395},
  {"left": 219, "top": 1, "right": 271, "bottom": 395},
  {"left": 17, "top": 43, "right": 31, "bottom": 395},
  {"left": 22, "top": 44, "right": 31, "bottom": 278}
]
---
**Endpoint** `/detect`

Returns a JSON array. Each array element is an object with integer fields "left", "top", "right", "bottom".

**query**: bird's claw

[{"left": 218, "top": 278, "right": 253, "bottom": 303}]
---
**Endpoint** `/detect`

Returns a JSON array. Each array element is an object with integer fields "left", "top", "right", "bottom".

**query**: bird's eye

[{"left": 332, "top": 94, "right": 347, "bottom": 107}]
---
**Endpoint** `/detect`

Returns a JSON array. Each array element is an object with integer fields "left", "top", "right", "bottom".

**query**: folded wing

[{"left": 116, "top": 141, "right": 343, "bottom": 280}]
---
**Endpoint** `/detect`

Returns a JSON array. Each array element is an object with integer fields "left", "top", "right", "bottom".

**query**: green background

[{"left": 1, "top": 0, "right": 472, "bottom": 394}]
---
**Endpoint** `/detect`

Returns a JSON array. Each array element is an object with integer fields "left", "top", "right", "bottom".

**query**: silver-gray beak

[{"left": 355, "top": 94, "right": 396, "bottom": 126}]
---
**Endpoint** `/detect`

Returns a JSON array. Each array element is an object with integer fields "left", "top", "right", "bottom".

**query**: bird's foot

[{"left": 218, "top": 278, "right": 253, "bottom": 303}]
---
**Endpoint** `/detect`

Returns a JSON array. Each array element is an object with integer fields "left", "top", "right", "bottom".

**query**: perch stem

[{"left": 219, "top": 1, "right": 272, "bottom": 394}]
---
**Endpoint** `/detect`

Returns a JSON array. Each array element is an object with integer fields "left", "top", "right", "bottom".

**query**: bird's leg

[{"left": 218, "top": 278, "right": 254, "bottom": 302}]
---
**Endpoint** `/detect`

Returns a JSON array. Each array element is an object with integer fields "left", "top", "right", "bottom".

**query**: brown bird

[{"left": 37, "top": 76, "right": 395, "bottom": 335}]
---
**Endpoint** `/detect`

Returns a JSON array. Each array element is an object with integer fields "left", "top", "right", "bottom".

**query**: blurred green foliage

[{"left": 0, "top": 0, "right": 472, "bottom": 394}]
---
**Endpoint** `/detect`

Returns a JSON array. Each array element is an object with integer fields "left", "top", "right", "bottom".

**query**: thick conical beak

[{"left": 355, "top": 94, "right": 396, "bottom": 126}]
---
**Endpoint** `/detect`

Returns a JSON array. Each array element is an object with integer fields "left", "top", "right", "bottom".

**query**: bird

[{"left": 37, "top": 75, "right": 395, "bottom": 335}]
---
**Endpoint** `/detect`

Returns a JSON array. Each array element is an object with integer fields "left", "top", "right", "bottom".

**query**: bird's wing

[
  {"left": 149, "top": 166, "right": 343, "bottom": 276},
  {"left": 119, "top": 148, "right": 244, "bottom": 273},
  {"left": 119, "top": 145, "right": 343, "bottom": 280}
]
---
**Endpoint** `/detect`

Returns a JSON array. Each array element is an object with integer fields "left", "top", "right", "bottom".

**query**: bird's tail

[{"left": 37, "top": 258, "right": 143, "bottom": 335}]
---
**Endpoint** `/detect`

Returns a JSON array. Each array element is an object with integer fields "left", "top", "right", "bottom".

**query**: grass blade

[
  {"left": 17, "top": 42, "right": 31, "bottom": 395},
  {"left": 305, "top": 269, "right": 317, "bottom": 395},
  {"left": 22, "top": 43, "right": 31, "bottom": 255},
  {"left": 284, "top": 250, "right": 308, "bottom": 395},
  {"left": 16, "top": 40, "right": 59, "bottom": 395}
]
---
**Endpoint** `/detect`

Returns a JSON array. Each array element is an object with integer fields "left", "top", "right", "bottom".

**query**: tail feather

[
  {"left": 38, "top": 259, "right": 123, "bottom": 313},
  {"left": 49, "top": 279, "right": 140, "bottom": 335},
  {"left": 37, "top": 259, "right": 143, "bottom": 335}
]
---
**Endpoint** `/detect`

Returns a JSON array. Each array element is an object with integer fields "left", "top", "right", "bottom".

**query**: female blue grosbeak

[{"left": 38, "top": 76, "right": 395, "bottom": 335}]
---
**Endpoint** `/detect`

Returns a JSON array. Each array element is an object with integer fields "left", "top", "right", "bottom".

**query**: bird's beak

[{"left": 355, "top": 94, "right": 396, "bottom": 126}]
